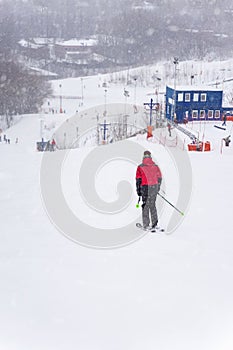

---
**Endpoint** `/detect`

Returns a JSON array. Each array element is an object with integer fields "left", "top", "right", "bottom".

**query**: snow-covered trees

[
  {"left": 0, "top": 60, "right": 52, "bottom": 126},
  {"left": 1, "top": 0, "right": 233, "bottom": 66}
]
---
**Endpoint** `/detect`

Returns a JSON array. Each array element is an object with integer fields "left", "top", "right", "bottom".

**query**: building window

[
  {"left": 193, "top": 93, "right": 199, "bottom": 102},
  {"left": 192, "top": 110, "right": 198, "bottom": 119},
  {"left": 200, "top": 110, "right": 205, "bottom": 119},
  {"left": 168, "top": 97, "right": 174, "bottom": 105},
  {"left": 208, "top": 110, "right": 213, "bottom": 119},
  {"left": 200, "top": 93, "right": 207, "bottom": 102},
  {"left": 185, "top": 93, "right": 190, "bottom": 102},
  {"left": 178, "top": 93, "right": 183, "bottom": 102},
  {"left": 214, "top": 110, "right": 220, "bottom": 119}
]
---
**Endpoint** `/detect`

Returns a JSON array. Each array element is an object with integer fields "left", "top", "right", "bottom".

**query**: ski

[
  {"left": 214, "top": 125, "right": 226, "bottom": 131},
  {"left": 136, "top": 223, "right": 165, "bottom": 233}
]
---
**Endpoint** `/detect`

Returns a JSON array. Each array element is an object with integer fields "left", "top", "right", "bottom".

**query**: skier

[
  {"left": 222, "top": 113, "right": 227, "bottom": 127},
  {"left": 51, "top": 138, "right": 56, "bottom": 151},
  {"left": 41, "top": 138, "right": 45, "bottom": 151},
  {"left": 46, "top": 140, "right": 51, "bottom": 151},
  {"left": 167, "top": 122, "right": 172, "bottom": 137},
  {"left": 223, "top": 135, "right": 231, "bottom": 147},
  {"left": 196, "top": 139, "right": 202, "bottom": 151},
  {"left": 136, "top": 150, "right": 162, "bottom": 231}
]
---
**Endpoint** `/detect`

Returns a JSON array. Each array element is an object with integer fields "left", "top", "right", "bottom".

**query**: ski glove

[{"left": 136, "top": 178, "right": 142, "bottom": 196}]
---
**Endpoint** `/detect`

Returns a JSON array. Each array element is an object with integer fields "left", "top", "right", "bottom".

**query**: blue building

[{"left": 165, "top": 85, "right": 227, "bottom": 123}]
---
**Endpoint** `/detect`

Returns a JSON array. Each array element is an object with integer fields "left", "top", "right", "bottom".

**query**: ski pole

[
  {"left": 136, "top": 196, "right": 141, "bottom": 208},
  {"left": 158, "top": 192, "right": 184, "bottom": 216},
  {"left": 160, "top": 188, "right": 166, "bottom": 195}
]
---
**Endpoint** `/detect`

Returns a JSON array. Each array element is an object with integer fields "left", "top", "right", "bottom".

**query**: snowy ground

[{"left": 1, "top": 60, "right": 233, "bottom": 350}]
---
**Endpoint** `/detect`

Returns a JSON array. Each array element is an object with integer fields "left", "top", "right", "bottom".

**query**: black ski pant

[{"left": 141, "top": 185, "right": 158, "bottom": 228}]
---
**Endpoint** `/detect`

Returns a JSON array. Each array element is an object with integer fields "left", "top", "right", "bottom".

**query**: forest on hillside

[{"left": 1, "top": 0, "right": 233, "bottom": 63}]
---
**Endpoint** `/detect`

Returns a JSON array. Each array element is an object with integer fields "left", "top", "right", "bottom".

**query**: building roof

[
  {"left": 167, "top": 85, "right": 222, "bottom": 92},
  {"left": 28, "top": 66, "right": 58, "bottom": 77},
  {"left": 56, "top": 38, "right": 98, "bottom": 47},
  {"left": 18, "top": 39, "right": 41, "bottom": 49},
  {"left": 33, "top": 37, "right": 54, "bottom": 45}
]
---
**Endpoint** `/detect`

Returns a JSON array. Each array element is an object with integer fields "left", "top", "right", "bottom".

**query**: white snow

[{"left": 1, "top": 59, "right": 233, "bottom": 350}]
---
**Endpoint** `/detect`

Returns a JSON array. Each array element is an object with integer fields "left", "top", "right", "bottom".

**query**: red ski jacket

[{"left": 136, "top": 157, "right": 162, "bottom": 186}]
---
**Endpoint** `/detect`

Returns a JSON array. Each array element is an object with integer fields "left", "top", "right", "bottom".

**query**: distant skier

[
  {"left": 222, "top": 113, "right": 227, "bottom": 127},
  {"left": 196, "top": 139, "right": 202, "bottom": 151},
  {"left": 223, "top": 135, "right": 231, "bottom": 147},
  {"left": 167, "top": 122, "right": 172, "bottom": 137},
  {"left": 136, "top": 150, "right": 162, "bottom": 231},
  {"left": 41, "top": 138, "right": 45, "bottom": 151},
  {"left": 183, "top": 116, "right": 188, "bottom": 125},
  {"left": 51, "top": 138, "right": 56, "bottom": 151},
  {"left": 45, "top": 140, "right": 50, "bottom": 151}
]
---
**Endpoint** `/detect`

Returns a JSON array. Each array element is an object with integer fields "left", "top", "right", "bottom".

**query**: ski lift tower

[
  {"left": 172, "top": 57, "right": 179, "bottom": 122},
  {"left": 144, "top": 98, "right": 158, "bottom": 126},
  {"left": 99, "top": 119, "right": 110, "bottom": 144},
  {"left": 155, "top": 76, "right": 162, "bottom": 126},
  {"left": 59, "top": 83, "right": 63, "bottom": 113},
  {"left": 143, "top": 98, "right": 159, "bottom": 138}
]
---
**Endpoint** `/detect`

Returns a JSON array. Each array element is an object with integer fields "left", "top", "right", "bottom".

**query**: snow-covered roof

[
  {"left": 33, "top": 37, "right": 54, "bottom": 45},
  {"left": 66, "top": 51, "right": 89, "bottom": 55},
  {"left": 91, "top": 53, "right": 105, "bottom": 63},
  {"left": 214, "top": 33, "right": 228, "bottom": 38},
  {"left": 184, "top": 28, "right": 199, "bottom": 33},
  {"left": 57, "top": 39, "right": 98, "bottom": 47},
  {"left": 167, "top": 85, "right": 223, "bottom": 92},
  {"left": 28, "top": 66, "right": 58, "bottom": 77},
  {"left": 18, "top": 38, "right": 54, "bottom": 49},
  {"left": 202, "top": 29, "right": 214, "bottom": 33},
  {"left": 18, "top": 39, "right": 41, "bottom": 50}
]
